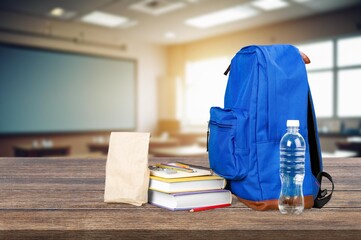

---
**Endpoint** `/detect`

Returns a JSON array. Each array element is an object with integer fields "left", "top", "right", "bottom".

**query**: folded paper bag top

[{"left": 104, "top": 132, "right": 150, "bottom": 206}]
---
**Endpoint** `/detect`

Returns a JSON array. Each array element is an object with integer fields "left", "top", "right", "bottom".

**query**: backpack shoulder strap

[
  {"left": 308, "top": 92, "right": 322, "bottom": 176},
  {"left": 314, "top": 172, "right": 334, "bottom": 208},
  {"left": 308, "top": 92, "right": 334, "bottom": 208}
]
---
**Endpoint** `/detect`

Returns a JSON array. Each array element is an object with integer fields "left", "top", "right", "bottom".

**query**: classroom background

[{"left": 1, "top": 0, "right": 361, "bottom": 158}]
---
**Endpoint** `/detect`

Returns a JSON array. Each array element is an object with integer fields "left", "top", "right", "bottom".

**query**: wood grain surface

[{"left": 0, "top": 157, "right": 360, "bottom": 240}]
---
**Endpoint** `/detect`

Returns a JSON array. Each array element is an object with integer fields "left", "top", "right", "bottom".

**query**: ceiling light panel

[
  {"left": 48, "top": 7, "right": 76, "bottom": 19},
  {"left": 185, "top": 5, "right": 259, "bottom": 29},
  {"left": 50, "top": 7, "right": 64, "bottom": 17},
  {"left": 81, "top": 11, "right": 128, "bottom": 28},
  {"left": 251, "top": 0, "right": 289, "bottom": 11},
  {"left": 291, "top": 0, "right": 311, "bottom": 2},
  {"left": 118, "top": 20, "right": 138, "bottom": 29},
  {"left": 130, "top": 0, "right": 186, "bottom": 16},
  {"left": 164, "top": 32, "right": 176, "bottom": 39}
]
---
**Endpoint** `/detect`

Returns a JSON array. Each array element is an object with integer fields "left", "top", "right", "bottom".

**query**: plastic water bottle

[{"left": 278, "top": 120, "right": 306, "bottom": 215}]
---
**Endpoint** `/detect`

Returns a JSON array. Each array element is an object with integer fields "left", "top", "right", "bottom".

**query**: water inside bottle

[
  {"left": 279, "top": 125, "right": 306, "bottom": 215},
  {"left": 278, "top": 195, "right": 304, "bottom": 215}
]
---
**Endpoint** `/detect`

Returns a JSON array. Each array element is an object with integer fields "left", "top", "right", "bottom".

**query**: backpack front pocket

[{"left": 208, "top": 107, "right": 249, "bottom": 180}]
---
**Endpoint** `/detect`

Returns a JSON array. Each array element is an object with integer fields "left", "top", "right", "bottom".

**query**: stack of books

[{"left": 148, "top": 162, "right": 232, "bottom": 211}]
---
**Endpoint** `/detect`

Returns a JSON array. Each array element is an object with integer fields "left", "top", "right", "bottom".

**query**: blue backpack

[{"left": 208, "top": 44, "right": 334, "bottom": 210}]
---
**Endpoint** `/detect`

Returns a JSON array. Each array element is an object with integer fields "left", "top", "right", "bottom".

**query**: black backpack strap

[
  {"left": 307, "top": 92, "right": 321, "bottom": 176},
  {"left": 307, "top": 91, "right": 334, "bottom": 208},
  {"left": 313, "top": 171, "right": 334, "bottom": 208}
]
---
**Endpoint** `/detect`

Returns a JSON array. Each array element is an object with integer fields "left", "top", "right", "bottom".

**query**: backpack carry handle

[
  {"left": 224, "top": 65, "right": 230, "bottom": 76},
  {"left": 224, "top": 52, "right": 310, "bottom": 76}
]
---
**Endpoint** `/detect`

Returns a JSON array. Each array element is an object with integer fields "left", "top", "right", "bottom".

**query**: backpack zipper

[{"left": 209, "top": 120, "right": 233, "bottom": 128}]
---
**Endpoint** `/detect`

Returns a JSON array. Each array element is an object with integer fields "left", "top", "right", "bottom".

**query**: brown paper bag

[{"left": 104, "top": 132, "right": 150, "bottom": 206}]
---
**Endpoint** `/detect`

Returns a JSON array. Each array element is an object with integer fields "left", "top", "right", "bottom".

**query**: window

[
  {"left": 184, "top": 57, "right": 229, "bottom": 126},
  {"left": 297, "top": 40, "right": 333, "bottom": 117},
  {"left": 337, "top": 36, "right": 361, "bottom": 118},
  {"left": 298, "top": 35, "right": 361, "bottom": 119},
  {"left": 338, "top": 69, "right": 361, "bottom": 117},
  {"left": 308, "top": 71, "right": 333, "bottom": 117},
  {"left": 337, "top": 36, "right": 361, "bottom": 67},
  {"left": 301, "top": 41, "right": 333, "bottom": 71}
]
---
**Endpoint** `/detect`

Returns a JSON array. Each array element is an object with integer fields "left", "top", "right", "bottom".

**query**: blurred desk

[
  {"left": 88, "top": 138, "right": 180, "bottom": 156},
  {"left": 88, "top": 143, "right": 108, "bottom": 155},
  {"left": 13, "top": 145, "right": 70, "bottom": 157},
  {"left": 336, "top": 141, "right": 361, "bottom": 157},
  {"left": 170, "top": 131, "right": 206, "bottom": 145},
  {"left": 322, "top": 150, "right": 357, "bottom": 158},
  {"left": 196, "top": 137, "right": 207, "bottom": 148},
  {"left": 150, "top": 145, "right": 207, "bottom": 157},
  {"left": 149, "top": 137, "right": 179, "bottom": 148}
]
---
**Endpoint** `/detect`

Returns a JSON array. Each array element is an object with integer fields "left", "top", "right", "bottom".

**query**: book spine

[{"left": 172, "top": 189, "right": 230, "bottom": 197}]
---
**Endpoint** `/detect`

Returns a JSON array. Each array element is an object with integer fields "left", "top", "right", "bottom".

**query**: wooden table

[{"left": 0, "top": 157, "right": 360, "bottom": 239}]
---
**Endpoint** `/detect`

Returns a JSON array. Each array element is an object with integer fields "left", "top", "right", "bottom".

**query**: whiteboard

[{"left": 0, "top": 43, "right": 136, "bottom": 134}]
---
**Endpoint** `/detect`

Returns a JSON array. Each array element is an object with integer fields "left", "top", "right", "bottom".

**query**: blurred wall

[
  {"left": 0, "top": 10, "right": 166, "bottom": 156},
  {"left": 1, "top": 5, "right": 360, "bottom": 156}
]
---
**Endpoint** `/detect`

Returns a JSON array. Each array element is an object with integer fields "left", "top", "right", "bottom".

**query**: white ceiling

[{"left": 0, "top": 0, "right": 360, "bottom": 45}]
